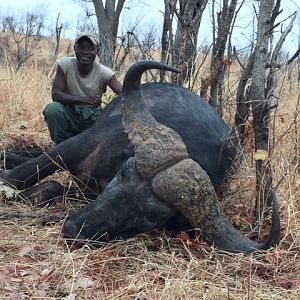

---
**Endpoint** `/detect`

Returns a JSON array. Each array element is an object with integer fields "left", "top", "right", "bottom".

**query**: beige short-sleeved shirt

[{"left": 57, "top": 57, "right": 114, "bottom": 119}]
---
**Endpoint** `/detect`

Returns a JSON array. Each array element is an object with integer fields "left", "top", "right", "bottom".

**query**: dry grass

[{"left": 0, "top": 60, "right": 300, "bottom": 299}]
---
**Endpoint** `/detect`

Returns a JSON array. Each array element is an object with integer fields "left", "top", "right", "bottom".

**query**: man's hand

[{"left": 83, "top": 95, "right": 102, "bottom": 107}]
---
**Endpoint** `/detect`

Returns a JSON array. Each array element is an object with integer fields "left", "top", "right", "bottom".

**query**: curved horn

[
  {"left": 122, "top": 60, "right": 179, "bottom": 134},
  {"left": 152, "top": 159, "right": 280, "bottom": 253},
  {"left": 122, "top": 60, "right": 179, "bottom": 96},
  {"left": 122, "top": 60, "right": 188, "bottom": 177}
]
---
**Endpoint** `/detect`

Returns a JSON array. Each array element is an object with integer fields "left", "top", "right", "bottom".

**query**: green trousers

[{"left": 43, "top": 102, "right": 101, "bottom": 144}]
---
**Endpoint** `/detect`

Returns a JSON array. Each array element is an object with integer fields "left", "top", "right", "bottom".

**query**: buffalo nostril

[{"left": 62, "top": 218, "right": 87, "bottom": 245}]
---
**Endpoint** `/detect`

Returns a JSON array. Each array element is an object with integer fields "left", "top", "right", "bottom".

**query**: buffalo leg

[
  {"left": 0, "top": 130, "right": 106, "bottom": 190},
  {"left": 18, "top": 180, "right": 66, "bottom": 207},
  {"left": 1, "top": 179, "right": 97, "bottom": 207},
  {"left": 0, "top": 150, "right": 44, "bottom": 169}
]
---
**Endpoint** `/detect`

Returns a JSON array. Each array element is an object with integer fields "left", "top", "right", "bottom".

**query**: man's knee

[
  {"left": 43, "top": 102, "right": 73, "bottom": 144},
  {"left": 43, "top": 102, "right": 65, "bottom": 120}
]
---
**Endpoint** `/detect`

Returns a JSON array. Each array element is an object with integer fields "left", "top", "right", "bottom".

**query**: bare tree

[
  {"left": 200, "top": 0, "right": 238, "bottom": 114},
  {"left": 91, "top": 0, "right": 125, "bottom": 67},
  {"left": 114, "top": 31, "right": 134, "bottom": 72},
  {"left": 3, "top": 8, "right": 46, "bottom": 71},
  {"left": 52, "top": 13, "right": 63, "bottom": 62},
  {"left": 249, "top": 0, "right": 277, "bottom": 228},
  {"left": 114, "top": 21, "right": 160, "bottom": 74},
  {"left": 172, "top": 0, "right": 208, "bottom": 85},
  {"left": 160, "top": 0, "right": 176, "bottom": 82},
  {"left": 76, "top": 9, "right": 98, "bottom": 34},
  {"left": 0, "top": 10, "right": 9, "bottom": 32},
  {"left": 253, "top": 5, "right": 299, "bottom": 229},
  {"left": 231, "top": 0, "right": 299, "bottom": 232}
]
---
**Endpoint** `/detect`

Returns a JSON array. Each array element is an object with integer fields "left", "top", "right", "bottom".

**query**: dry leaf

[
  {"left": 264, "top": 252, "right": 278, "bottom": 265},
  {"left": 176, "top": 231, "right": 191, "bottom": 242},
  {"left": 276, "top": 278, "right": 300, "bottom": 290}
]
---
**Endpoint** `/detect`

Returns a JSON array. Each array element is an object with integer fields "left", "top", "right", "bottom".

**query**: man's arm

[
  {"left": 52, "top": 65, "right": 101, "bottom": 107},
  {"left": 107, "top": 74, "right": 123, "bottom": 95}
]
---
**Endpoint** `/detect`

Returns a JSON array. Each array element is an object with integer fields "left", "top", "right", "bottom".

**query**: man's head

[
  {"left": 75, "top": 31, "right": 99, "bottom": 47},
  {"left": 74, "top": 31, "right": 99, "bottom": 65}
]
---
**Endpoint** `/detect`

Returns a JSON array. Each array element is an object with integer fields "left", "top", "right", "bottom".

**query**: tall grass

[{"left": 0, "top": 66, "right": 52, "bottom": 149}]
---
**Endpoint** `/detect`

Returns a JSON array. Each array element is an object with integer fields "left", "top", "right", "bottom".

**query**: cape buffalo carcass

[{"left": 0, "top": 61, "right": 280, "bottom": 253}]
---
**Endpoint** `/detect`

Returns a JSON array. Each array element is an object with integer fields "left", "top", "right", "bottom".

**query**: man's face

[{"left": 74, "top": 37, "right": 98, "bottom": 65}]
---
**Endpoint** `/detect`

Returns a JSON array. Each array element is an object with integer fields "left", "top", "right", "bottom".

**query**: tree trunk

[
  {"left": 200, "top": 0, "right": 237, "bottom": 112},
  {"left": 160, "top": 0, "right": 175, "bottom": 82},
  {"left": 232, "top": 52, "right": 255, "bottom": 146},
  {"left": 231, "top": 1, "right": 298, "bottom": 235},
  {"left": 173, "top": 0, "right": 208, "bottom": 85},
  {"left": 249, "top": 0, "right": 275, "bottom": 230},
  {"left": 92, "top": 0, "right": 125, "bottom": 68},
  {"left": 53, "top": 13, "right": 63, "bottom": 62}
]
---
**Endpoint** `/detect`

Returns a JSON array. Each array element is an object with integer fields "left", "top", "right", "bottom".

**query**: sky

[
  {"left": 0, "top": 0, "right": 299, "bottom": 53},
  {"left": 0, "top": 0, "right": 166, "bottom": 45}
]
